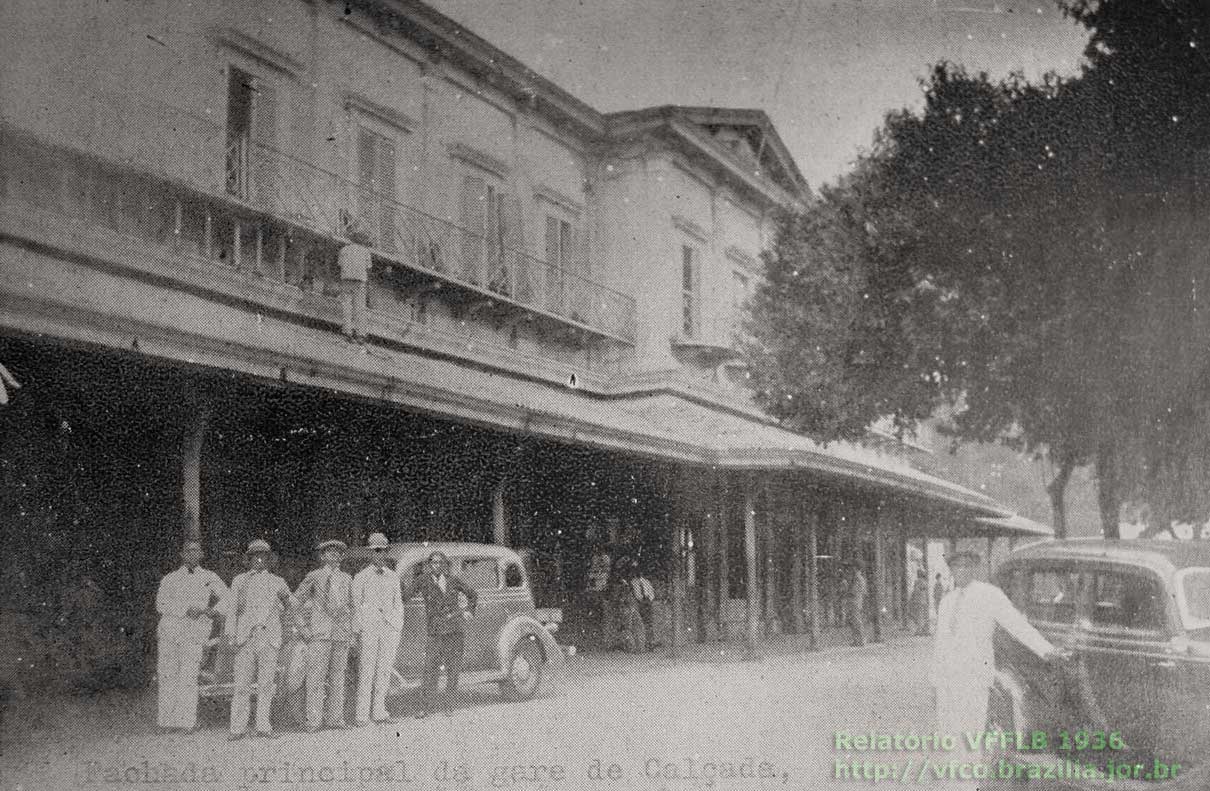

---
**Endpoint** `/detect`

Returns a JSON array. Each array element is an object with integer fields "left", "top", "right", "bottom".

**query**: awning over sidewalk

[
  {"left": 619, "top": 394, "right": 1012, "bottom": 517},
  {"left": 4, "top": 245, "right": 1035, "bottom": 531}
]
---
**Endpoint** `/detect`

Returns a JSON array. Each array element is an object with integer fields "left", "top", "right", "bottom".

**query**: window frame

[
  {"left": 458, "top": 556, "right": 503, "bottom": 591},
  {"left": 681, "top": 243, "right": 701, "bottom": 339},
  {"left": 1174, "top": 567, "right": 1210, "bottom": 631}
]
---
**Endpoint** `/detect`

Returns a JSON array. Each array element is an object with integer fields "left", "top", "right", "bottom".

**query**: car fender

[{"left": 496, "top": 614, "right": 562, "bottom": 671}]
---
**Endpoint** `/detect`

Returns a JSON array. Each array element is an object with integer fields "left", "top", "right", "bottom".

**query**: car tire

[{"left": 500, "top": 635, "right": 543, "bottom": 702}]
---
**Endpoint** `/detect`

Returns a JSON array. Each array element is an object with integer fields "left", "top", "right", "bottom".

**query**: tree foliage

[{"left": 746, "top": 0, "right": 1210, "bottom": 538}]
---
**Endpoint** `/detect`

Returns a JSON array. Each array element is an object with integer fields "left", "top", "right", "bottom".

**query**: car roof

[
  {"left": 344, "top": 541, "right": 521, "bottom": 564},
  {"left": 1006, "top": 538, "right": 1210, "bottom": 576}
]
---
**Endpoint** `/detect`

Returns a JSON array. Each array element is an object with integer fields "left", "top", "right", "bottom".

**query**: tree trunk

[
  {"left": 1046, "top": 454, "right": 1074, "bottom": 540},
  {"left": 1139, "top": 501, "right": 1176, "bottom": 539},
  {"left": 1095, "top": 442, "right": 1121, "bottom": 540}
]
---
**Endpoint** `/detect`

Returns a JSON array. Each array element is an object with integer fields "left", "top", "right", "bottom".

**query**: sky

[{"left": 426, "top": 0, "right": 1092, "bottom": 189}]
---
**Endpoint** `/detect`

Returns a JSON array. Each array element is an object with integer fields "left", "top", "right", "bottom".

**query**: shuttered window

[
  {"left": 682, "top": 244, "right": 700, "bottom": 338},
  {"left": 225, "top": 68, "right": 277, "bottom": 205},
  {"left": 355, "top": 125, "right": 398, "bottom": 250}
]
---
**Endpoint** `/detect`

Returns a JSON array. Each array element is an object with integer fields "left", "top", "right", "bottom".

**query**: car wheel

[{"left": 501, "top": 635, "right": 543, "bottom": 702}]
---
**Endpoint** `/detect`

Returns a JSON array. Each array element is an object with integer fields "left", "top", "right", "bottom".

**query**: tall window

[
  {"left": 460, "top": 175, "right": 507, "bottom": 286},
  {"left": 545, "top": 216, "right": 573, "bottom": 271},
  {"left": 731, "top": 269, "right": 750, "bottom": 337},
  {"left": 356, "top": 124, "right": 397, "bottom": 251},
  {"left": 225, "top": 67, "right": 276, "bottom": 204},
  {"left": 681, "top": 244, "right": 700, "bottom": 338}
]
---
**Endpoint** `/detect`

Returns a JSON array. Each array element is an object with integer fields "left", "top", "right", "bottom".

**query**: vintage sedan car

[
  {"left": 343, "top": 541, "right": 562, "bottom": 702},
  {"left": 990, "top": 539, "right": 1210, "bottom": 786},
  {"left": 196, "top": 542, "right": 562, "bottom": 711}
]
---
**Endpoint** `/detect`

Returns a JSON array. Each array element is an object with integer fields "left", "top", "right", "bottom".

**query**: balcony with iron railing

[{"left": 0, "top": 90, "right": 636, "bottom": 351}]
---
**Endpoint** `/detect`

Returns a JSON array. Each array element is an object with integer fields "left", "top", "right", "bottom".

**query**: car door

[
  {"left": 1079, "top": 565, "right": 1175, "bottom": 762},
  {"left": 998, "top": 563, "right": 1092, "bottom": 737},
  {"left": 457, "top": 556, "right": 503, "bottom": 671}
]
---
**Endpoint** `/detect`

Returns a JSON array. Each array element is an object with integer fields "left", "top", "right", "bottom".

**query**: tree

[{"left": 748, "top": 0, "right": 1210, "bottom": 539}]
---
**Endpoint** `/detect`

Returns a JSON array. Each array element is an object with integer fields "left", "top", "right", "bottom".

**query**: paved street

[{"left": 1, "top": 634, "right": 936, "bottom": 791}]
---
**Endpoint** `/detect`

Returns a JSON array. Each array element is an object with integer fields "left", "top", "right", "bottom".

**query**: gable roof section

[
  {"left": 605, "top": 105, "right": 809, "bottom": 201},
  {"left": 364, "top": 2, "right": 809, "bottom": 206}
]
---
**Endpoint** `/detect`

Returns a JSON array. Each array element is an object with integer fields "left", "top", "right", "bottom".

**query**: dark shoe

[
  {"left": 228, "top": 732, "right": 246, "bottom": 741},
  {"left": 256, "top": 730, "right": 278, "bottom": 739},
  {"left": 328, "top": 720, "right": 352, "bottom": 730},
  {"left": 414, "top": 709, "right": 427, "bottom": 719},
  {"left": 305, "top": 725, "right": 322, "bottom": 734}
]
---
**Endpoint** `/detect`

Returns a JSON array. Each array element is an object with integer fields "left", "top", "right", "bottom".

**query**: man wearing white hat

[
  {"left": 296, "top": 539, "right": 355, "bottom": 732},
  {"left": 352, "top": 532, "right": 402, "bottom": 724},
  {"left": 155, "top": 540, "right": 226, "bottom": 732},
  {"left": 223, "top": 538, "right": 296, "bottom": 739},
  {"left": 931, "top": 549, "right": 1065, "bottom": 788}
]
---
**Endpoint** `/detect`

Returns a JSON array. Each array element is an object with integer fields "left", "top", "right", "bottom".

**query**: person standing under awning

[{"left": 155, "top": 540, "right": 226, "bottom": 733}]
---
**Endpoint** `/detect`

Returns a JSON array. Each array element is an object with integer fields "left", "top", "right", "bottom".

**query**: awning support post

[
  {"left": 762, "top": 477, "right": 778, "bottom": 636},
  {"left": 791, "top": 484, "right": 806, "bottom": 637},
  {"left": 492, "top": 482, "right": 509, "bottom": 546},
  {"left": 806, "top": 495, "right": 821, "bottom": 651},
  {"left": 182, "top": 381, "right": 209, "bottom": 544},
  {"left": 717, "top": 470, "right": 730, "bottom": 641},
  {"left": 743, "top": 476, "right": 761, "bottom": 660},
  {"left": 921, "top": 535, "right": 933, "bottom": 635},
  {"left": 872, "top": 503, "right": 887, "bottom": 643}
]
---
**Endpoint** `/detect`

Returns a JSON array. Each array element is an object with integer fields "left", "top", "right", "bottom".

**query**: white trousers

[
  {"left": 156, "top": 637, "right": 205, "bottom": 729},
  {"left": 935, "top": 683, "right": 991, "bottom": 791},
  {"left": 356, "top": 625, "right": 400, "bottom": 723},
  {"left": 230, "top": 628, "right": 278, "bottom": 735}
]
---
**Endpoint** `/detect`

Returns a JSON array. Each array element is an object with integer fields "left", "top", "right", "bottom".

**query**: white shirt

[
  {"left": 354, "top": 564, "right": 403, "bottom": 632},
  {"left": 156, "top": 565, "right": 227, "bottom": 643},
  {"left": 931, "top": 580, "right": 1054, "bottom": 690},
  {"left": 631, "top": 577, "right": 655, "bottom": 602}
]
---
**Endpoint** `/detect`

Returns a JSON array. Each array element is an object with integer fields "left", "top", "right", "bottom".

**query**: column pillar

[
  {"left": 743, "top": 476, "right": 761, "bottom": 659},
  {"left": 791, "top": 484, "right": 806, "bottom": 636},
  {"left": 699, "top": 478, "right": 718, "bottom": 643},
  {"left": 717, "top": 470, "right": 730, "bottom": 641},
  {"left": 492, "top": 482, "right": 509, "bottom": 546},
  {"left": 668, "top": 467, "right": 686, "bottom": 659},
  {"left": 921, "top": 535, "right": 933, "bottom": 635},
  {"left": 987, "top": 535, "right": 995, "bottom": 579},
  {"left": 761, "top": 477, "right": 778, "bottom": 635},
  {"left": 182, "top": 382, "right": 209, "bottom": 544},
  {"left": 871, "top": 503, "right": 887, "bottom": 643},
  {"left": 806, "top": 498, "right": 821, "bottom": 651}
]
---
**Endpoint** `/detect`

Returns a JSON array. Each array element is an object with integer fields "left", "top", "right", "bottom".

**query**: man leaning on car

[
  {"left": 402, "top": 550, "right": 477, "bottom": 717},
  {"left": 931, "top": 549, "right": 1067, "bottom": 789}
]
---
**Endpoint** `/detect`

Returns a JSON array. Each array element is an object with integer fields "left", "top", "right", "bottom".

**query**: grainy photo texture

[{"left": 2, "top": 1, "right": 1209, "bottom": 789}]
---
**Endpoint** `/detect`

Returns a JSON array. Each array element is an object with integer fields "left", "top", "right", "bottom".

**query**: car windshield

[{"left": 1180, "top": 568, "right": 1210, "bottom": 629}]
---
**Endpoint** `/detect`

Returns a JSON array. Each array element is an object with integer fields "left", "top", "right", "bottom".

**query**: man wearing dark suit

[{"left": 401, "top": 551, "right": 477, "bottom": 717}]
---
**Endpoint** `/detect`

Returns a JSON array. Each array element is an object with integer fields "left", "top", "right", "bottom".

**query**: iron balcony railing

[{"left": 11, "top": 89, "right": 637, "bottom": 344}]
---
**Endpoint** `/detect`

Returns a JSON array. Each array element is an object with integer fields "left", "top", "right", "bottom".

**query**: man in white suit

[
  {"left": 223, "top": 539, "right": 296, "bottom": 739},
  {"left": 931, "top": 549, "right": 1065, "bottom": 787},
  {"left": 296, "top": 539, "right": 355, "bottom": 732},
  {"left": 353, "top": 532, "right": 402, "bottom": 725},
  {"left": 155, "top": 540, "right": 226, "bottom": 732}
]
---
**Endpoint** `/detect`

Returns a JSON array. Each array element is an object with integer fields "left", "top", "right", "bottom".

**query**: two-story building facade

[{"left": 0, "top": 0, "right": 1047, "bottom": 671}]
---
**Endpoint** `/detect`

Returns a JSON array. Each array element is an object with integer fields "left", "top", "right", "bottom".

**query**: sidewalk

[{"left": 566, "top": 623, "right": 930, "bottom": 678}]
